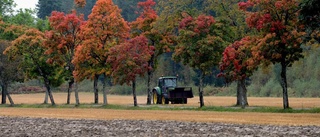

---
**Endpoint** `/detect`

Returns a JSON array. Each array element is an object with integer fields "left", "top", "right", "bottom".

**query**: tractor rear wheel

[{"left": 153, "top": 91, "right": 158, "bottom": 104}]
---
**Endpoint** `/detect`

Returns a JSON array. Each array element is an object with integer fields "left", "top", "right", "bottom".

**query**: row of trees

[
  {"left": 219, "top": 0, "right": 318, "bottom": 109},
  {"left": 0, "top": 0, "right": 319, "bottom": 109},
  {"left": 0, "top": 0, "right": 156, "bottom": 107}
]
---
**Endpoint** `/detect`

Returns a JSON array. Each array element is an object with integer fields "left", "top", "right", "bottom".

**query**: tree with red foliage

[
  {"left": 44, "top": 10, "right": 86, "bottom": 105},
  {"left": 219, "top": 36, "right": 261, "bottom": 108},
  {"left": 239, "top": 0, "right": 306, "bottom": 109},
  {"left": 72, "top": 0, "right": 130, "bottom": 105},
  {"left": 174, "top": 14, "right": 229, "bottom": 107},
  {"left": 108, "top": 36, "right": 154, "bottom": 106}
]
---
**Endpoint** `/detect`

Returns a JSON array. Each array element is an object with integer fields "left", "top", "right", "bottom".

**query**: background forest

[{"left": 0, "top": 0, "right": 319, "bottom": 101}]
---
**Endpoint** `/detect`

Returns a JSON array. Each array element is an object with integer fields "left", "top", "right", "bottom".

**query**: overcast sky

[{"left": 13, "top": 0, "right": 38, "bottom": 10}]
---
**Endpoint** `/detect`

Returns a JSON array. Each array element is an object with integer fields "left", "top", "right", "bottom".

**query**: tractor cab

[{"left": 158, "top": 76, "right": 177, "bottom": 89}]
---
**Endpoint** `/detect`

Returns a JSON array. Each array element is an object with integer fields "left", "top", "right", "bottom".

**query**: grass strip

[{"left": 1, "top": 103, "right": 320, "bottom": 113}]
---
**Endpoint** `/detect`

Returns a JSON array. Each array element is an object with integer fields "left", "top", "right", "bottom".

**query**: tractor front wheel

[
  {"left": 161, "top": 96, "right": 165, "bottom": 104},
  {"left": 161, "top": 96, "right": 169, "bottom": 104}
]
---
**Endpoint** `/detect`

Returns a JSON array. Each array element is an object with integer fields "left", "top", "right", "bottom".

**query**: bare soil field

[
  {"left": 2, "top": 93, "right": 320, "bottom": 136},
  {"left": 1, "top": 116, "right": 320, "bottom": 137},
  {"left": 9, "top": 92, "right": 320, "bottom": 108}
]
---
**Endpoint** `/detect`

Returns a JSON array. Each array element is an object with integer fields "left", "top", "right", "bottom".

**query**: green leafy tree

[
  {"left": 0, "top": 40, "right": 22, "bottom": 105},
  {"left": 174, "top": 14, "right": 229, "bottom": 107},
  {"left": 155, "top": 0, "right": 232, "bottom": 87},
  {"left": 0, "top": 0, "right": 15, "bottom": 20},
  {"left": 205, "top": 0, "right": 250, "bottom": 41},
  {"left": 8, "top": 9, "right": 36, "bottom": 27},
  {"left": 35, "top": 18, "right": 50, "bottom": 32},
  {"left": 5, "top": 29, "right": 64, "bottom": 105},
  {"left": 239, "top": 0, "right": 306, "bottom": 109}
]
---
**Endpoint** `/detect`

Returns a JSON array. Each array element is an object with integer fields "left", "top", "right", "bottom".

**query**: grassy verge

[{"left": 1, "top": 103, "right": 320, "bottom": 113}]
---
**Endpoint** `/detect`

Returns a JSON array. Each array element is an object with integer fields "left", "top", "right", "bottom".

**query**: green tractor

[{"left": 152, "top": 76, "right": 193, "bottom": 104}]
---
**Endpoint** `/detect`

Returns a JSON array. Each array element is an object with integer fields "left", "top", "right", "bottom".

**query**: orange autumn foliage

[
  {"left": 44, "top": 10, "right": 86, "bottom": 86},
  {"left": 72, "top": 0, "right": 130, "bottom": 82}
]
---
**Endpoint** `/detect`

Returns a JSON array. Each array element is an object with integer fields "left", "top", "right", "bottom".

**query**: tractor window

[
  {"left": 158, "top": 79, "right": 162, "bottom": 87},
  {"left": 164, "top": 78, "right": 177, "bottom": 87}
]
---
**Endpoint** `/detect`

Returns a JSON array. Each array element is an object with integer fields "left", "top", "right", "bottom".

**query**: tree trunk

[
  {"left": 75, "top": 82, "right": 80, "bottom": 106},
  {"left": 1, "top": 84, "right": 6, "bottom": 104},
  {"left": 94, "top": 74, "right": 99, "bottom": 104},
  {"left": 199, "top": 73, "right": 204, "bottom": 107},
  {"left": 237, "top": 79, "right": 248, "bottom": 108},
  {"left": 146, "top": 54, "right": 155, "bottom": 105},
  {"left": 236, "top": 86, "right": 240, "bottom": 106},
  {"left": 102, "top": 74, "right": 107, "bottom": 105},
  {"left": 7, "top": 92, "right": 14, "bottom": 106},
  {"left": 44, "top": 78, "right": 55, "bottom": 105},
  {"left": 147, "top": 70, "right": 152, "bottom": 105},
  {"left": 66, "top": 80, "right": 73, "bottom": 104},
  {"left": 1, "top": 84, "right": 14, "bottom": 105},
  {"left": 132, "top": 80, "right": 137, "bottom": 107},
  {"left": 280, "top": 61, "right": 289, "bottom": 109},
  {"left": 34, "top": 62, "right": 55, "bottom": 105},
  {"left": 43, "top": 88, "right": 48, "bottom": 104}
]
